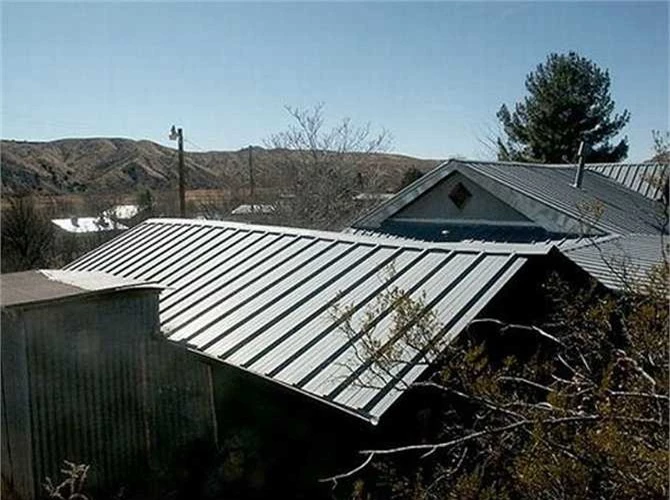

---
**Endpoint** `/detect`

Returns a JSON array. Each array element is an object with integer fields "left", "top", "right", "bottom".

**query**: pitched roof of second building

[
  {"left": 64, "top": 218, "right": 555, "bottom": 423},
  {"left": 586, "top": 163, "right": 668, "bottom": 200},
  {"left": 351, "top": 159, "right": 666, "bottom": 236},
  {"left": 559, "top": 233, "right": 667, "bottom": 291}
]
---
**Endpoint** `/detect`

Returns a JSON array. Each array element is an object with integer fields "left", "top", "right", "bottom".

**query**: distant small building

[
  {"left": 352, "top": 193, "right": 395, "bottom": 202},
  {"left": 51, "top": 216, "right": 128, "bottom": 234},
  {"left": 230, "top": 203, "right": 276, "bottom": 215},
  {"left": 51, "top": 216, "right": 129, "bottom": 263},
  {"left": 103, "top": 204, "right": 141, "bottom": 221}
]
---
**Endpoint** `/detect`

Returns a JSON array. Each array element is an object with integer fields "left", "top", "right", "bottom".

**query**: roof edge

[{"left": 182, "top": 345, "right": 379, "bottom": 425}]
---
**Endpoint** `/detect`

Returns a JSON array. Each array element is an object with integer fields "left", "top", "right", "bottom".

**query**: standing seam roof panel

[{"left": 63, "top": 219, "right": 548, "bottom": 423}]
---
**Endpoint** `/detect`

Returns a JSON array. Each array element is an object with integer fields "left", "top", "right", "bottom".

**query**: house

[
  {"left": 63, "top": 218, "right": 576, "bottom": 424},
  {"left": 55, "top": 217, "right": 593, "bottom": 494},
  {"left": 1, "top": 270, "right": 216, "bottom": 499},
  {"left": 348, "top": 159, "right": 668, "bottom": 291}
]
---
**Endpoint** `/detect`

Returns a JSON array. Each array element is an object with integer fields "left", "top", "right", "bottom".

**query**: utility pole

[
  {"left": 248, "top": 145, "right": 255, "bottom": 200},
  {"left": 169, "top": 125, "right": 186, "bottom": 217}
]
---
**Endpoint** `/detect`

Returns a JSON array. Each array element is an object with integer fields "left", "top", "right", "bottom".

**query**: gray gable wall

[{"left": 392, "top": 171, "right": 533, "bottom": 224}]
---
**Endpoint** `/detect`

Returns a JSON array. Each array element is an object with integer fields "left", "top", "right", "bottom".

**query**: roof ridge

[
  {"left": 586, "top": 162, "right": 669, "bottom": 167},
  {"left": 144, "top": 218, "right": 555, "bottom": 256},
  {"left": 559, "top": 233, "right": 622, "bottom": 252}
]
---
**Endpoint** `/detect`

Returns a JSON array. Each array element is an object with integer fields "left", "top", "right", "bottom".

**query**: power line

[{"left": 184, "top": 137, "right": 208, "bottom": 152}]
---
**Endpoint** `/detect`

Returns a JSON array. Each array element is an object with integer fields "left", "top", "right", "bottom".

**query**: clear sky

[{"left": 2, "top": 1, "right": 668, "bottom": 161}]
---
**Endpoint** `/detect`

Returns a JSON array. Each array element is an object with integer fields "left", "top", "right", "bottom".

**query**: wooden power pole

[
  {"left": 170, "top": 125, "right": 186, "bottom": 217},
  {"left": 248, "top": 145, "right": 255, "bottom": 200}
]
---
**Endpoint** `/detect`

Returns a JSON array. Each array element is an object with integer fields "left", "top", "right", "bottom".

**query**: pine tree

[{"left": 497, "top": 52, "right": 630, "bottom": 163}]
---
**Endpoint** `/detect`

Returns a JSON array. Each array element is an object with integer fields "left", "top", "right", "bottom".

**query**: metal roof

[
  {"left": 1, "top": 270, "right": 161, "bottom": 308},
  {"left": 351, "top": 160, "right": 666, "bottom": 236},
  {"left": 63, "top": 218, "right": 552, "bottom": 424},
  {"left": 586, "top": 163, "right": 668, "bottom": 200},
  {"left": 560, "top": 234, "right": 667, "bottom": 291}
]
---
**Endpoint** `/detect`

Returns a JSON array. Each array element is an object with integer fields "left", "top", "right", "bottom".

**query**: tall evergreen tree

[{"left": 497, "top": 52, "right": 630, "bottom": 163}]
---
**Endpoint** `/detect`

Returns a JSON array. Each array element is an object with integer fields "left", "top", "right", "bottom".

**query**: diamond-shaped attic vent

[{"left": 449, "top": 182, "right": 472, "bottom": 209}]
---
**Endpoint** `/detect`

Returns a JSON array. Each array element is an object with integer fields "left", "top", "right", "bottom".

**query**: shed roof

[
  {"left": 352, "top": 160, "right": 666, "bottom": 236},
  {"left": 64, "top": 218, "right": 555, "bottom": 423},
  {"left": 0, "top": 270, "right": 161, "bottom": 308}
]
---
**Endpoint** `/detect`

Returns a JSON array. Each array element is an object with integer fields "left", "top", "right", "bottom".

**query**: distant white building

[
  {"left": 51, "top": 216, "right": 128, "bottom": 234},
  {"left": 353, "top": 193, "right": 395, "bottom": 202},
  {"left": 230, "top": 204, "right": 276, "bottom": 215},
  {"left": 104, "top": 204, "right": 141, "bottom": 220}
]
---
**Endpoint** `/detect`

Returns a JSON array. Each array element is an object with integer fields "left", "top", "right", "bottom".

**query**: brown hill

[{"left": 1, "top": 138, "right": 438, "bottom": 196}]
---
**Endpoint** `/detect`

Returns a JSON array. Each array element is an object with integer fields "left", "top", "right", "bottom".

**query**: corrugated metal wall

[
  {"left": 23, "top": 292, "right": 154, "bottom": 492},
  {"left": 1, "top": 309, "right": 35, "bottom": 500},
  {"left": 1, "top": 290, "right": 215, "bottom": 499},
  {"left": 143, "top": 340, "right": 215, "bottom": 471}
]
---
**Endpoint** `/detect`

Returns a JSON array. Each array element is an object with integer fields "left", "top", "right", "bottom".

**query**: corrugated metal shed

[
  {"left": 64, "top": 218, "right": 554, "bottom": 423},
  {"left": 1, "top": 270, "right": 214, "bottom": 499},
  {"left": 559, "top": 234, "right": 667, "bottom": 291},
  {"left": 351, "top": 160, "right": 666, "bottom": 236},
  {"left": 586, "top": 163, "right": 668, "bottom": 200}
]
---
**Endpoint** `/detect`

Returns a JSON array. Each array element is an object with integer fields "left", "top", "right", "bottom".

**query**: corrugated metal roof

[
  {"left": 560, "top": 234, "right": 667, "bottom": 291},
  {"left": 586, "top": 163, "right": 668, "bottom": 200},
  {"left": 63, "top": 218, "right": 552, "bottom": 423},
  {"left": 351, "top": 160, "right": 666, "bottom": 236}
]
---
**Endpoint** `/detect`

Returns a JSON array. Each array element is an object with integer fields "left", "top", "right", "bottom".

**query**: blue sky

[{"left": 2, "top": 1, "right": 668, "bottom": 161}]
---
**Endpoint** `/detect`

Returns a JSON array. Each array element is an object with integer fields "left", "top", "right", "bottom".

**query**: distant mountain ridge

[{"left": 1, "top": 138, "right": 438, "bottom": 195}]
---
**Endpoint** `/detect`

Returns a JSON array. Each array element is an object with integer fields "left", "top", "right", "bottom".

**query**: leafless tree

[{"left": 265, "top": 103, "right": 392, "bottom": 230}]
